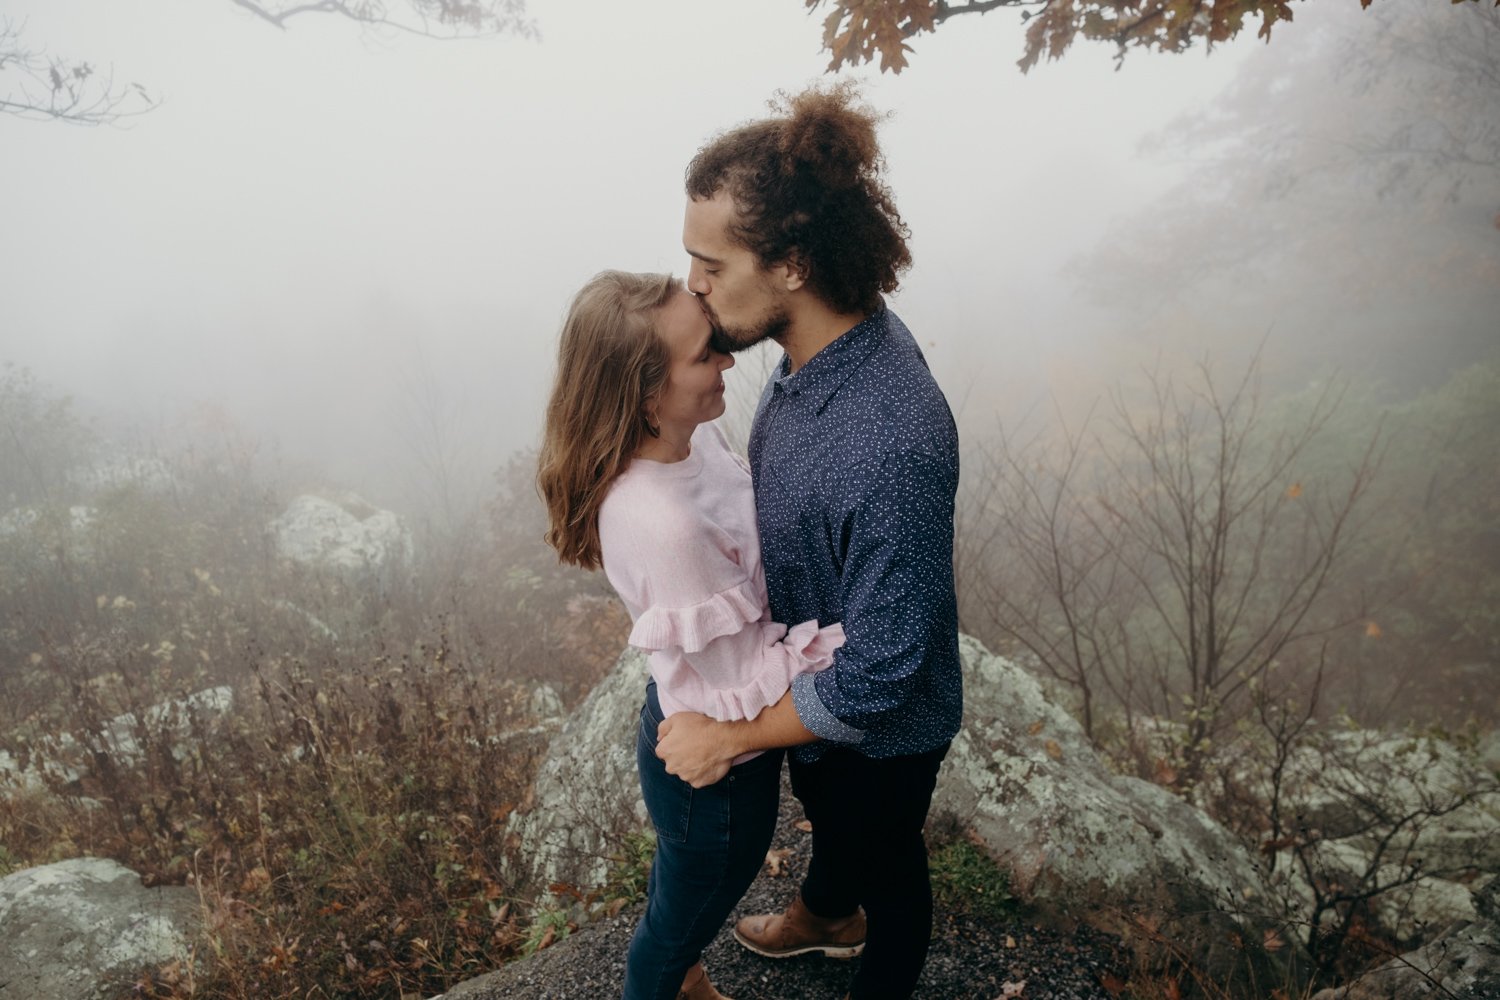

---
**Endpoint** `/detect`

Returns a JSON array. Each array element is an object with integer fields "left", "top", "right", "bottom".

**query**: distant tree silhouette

[{"left": 1, "top": 1, "right": 532, "bottom": 124}]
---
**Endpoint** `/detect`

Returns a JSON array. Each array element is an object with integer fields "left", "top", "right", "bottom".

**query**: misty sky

[{"left": 1, "top": 0, "right": 1273, "bottom": 508}]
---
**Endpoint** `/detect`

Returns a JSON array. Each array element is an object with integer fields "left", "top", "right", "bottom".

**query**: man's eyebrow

[{"left": 685, "top": 247, "right": 723, "bottom": 265}]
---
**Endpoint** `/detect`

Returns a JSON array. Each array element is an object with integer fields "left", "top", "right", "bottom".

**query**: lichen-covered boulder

[
  {"left": 504, "top": 649, "right": 650, "bottom": 893},
  {"left": 0, "top": 857, "right": 199, "bottom": 1000},
  {"left": 931, "top": 636, "right": 1277, "bottom": 981}
]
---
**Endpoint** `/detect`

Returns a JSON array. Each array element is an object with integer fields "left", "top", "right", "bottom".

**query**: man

[{"left": 654, "top": 84, "right": 963, "bottom": 1000}]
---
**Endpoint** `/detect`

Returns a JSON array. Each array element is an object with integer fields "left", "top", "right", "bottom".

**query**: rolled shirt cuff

[{"left": 790, "top": 671, "right": 866, "bottom": 745}]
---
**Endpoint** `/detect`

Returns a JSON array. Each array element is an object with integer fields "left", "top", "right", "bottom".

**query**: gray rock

[
  {"left": 933, "top": 635, "right": 1278, "bottom": 982},
  {"left": 504, "top": 649, "right": 649, "bottom": 894},
  {"left": 270, "top": 493, "right": 413, "bottom": 574},
  {"left": 0, "top": 857, "right": 199, "bottom": 1000},
  {"left": 0, "top": 687, "right": 234, "bottom": 794},
  {"left": 1309, "top": 911, "right": 1500, "bottom": 1000}
]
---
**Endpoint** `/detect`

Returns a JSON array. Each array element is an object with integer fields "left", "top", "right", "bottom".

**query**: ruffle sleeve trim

[
  {"left": 628, "top": 577, "right": 765, "bottom": 654},
  {"left": 707, "top": 619, "right": 846, "bottom": 723}
]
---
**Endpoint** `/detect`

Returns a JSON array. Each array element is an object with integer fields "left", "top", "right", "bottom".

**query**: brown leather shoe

[
  {"left": 677, "top": 961, "right": 732, "bottom": 1000},
  {"left": 733, "top": 894, "right": 865, "bottom": 959}
]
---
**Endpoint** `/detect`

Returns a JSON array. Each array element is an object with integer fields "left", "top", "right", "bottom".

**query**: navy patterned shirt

[{"left": 748, "top": 307, "right": 962, "bottom": 761}]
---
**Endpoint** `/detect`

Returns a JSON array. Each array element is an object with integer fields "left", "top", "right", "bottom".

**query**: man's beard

[{"left": 707, "top": 306, "right": 790, "bottom": 355}]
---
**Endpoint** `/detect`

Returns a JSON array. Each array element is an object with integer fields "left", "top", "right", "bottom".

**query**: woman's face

[{"left": 649, "top": 288, "right": 735, "bottom": 436}]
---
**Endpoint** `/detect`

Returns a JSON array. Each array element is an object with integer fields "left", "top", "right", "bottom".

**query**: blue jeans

[{"left": 622, "top": 682, "right": 784, "bottom": 1000}]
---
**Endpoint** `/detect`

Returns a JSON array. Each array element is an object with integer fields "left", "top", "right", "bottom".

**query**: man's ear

[{"left": 774, "top": 252, "right": 809, "bottom": 292}]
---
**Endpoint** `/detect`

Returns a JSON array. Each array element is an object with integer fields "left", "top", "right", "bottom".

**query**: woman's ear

[{"left": 641, "top": 400, "right": 661, "bottom": 438}]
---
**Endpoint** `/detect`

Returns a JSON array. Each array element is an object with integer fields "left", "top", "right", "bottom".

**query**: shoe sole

[{"left": 732, "top": 929, "right": 865, "bottom": 960}]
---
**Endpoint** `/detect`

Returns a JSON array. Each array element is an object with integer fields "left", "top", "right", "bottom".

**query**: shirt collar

[{"left": 772, "top": 308, "right": 886, "bottom": 413}]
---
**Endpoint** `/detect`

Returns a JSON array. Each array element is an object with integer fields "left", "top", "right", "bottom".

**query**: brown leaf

[
  {"left": 1286, "top": 482, "right": 1303, "bottom": 498},
  {"left": 795, "top": 819, "right": 814, "bottom": 833},
  {"left": 765, "top": 847, "right": 792, "bottom": 877},
  {"left": 1027, "top": 720, "right": 1045, "bottom": 736},
  {"left": 1263, "top": 927, "right": 1285, "bottom": 952},
  {"left": 1044, "top": 739, "right": 1062, "bottom": 761},
  {"left": 1004, "top": 934, "right": 1017, "bottom": 948},
  {"left": 1365, "top": 620, "right": 1383, "bottom": 638}
]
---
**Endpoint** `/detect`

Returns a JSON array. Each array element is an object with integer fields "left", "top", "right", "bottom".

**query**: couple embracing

[{"left": 538, "top": 84, "right": 961, "bottom": 1000}]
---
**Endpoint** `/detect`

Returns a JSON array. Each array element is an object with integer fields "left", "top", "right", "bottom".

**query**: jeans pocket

[{"left": 637, "top": 719, "right": 692, "bottom": 844}]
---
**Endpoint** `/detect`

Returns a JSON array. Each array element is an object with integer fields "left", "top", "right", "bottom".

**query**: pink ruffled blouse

[{"left": 598, "top": 422, "right": 844, "bottom": 734}]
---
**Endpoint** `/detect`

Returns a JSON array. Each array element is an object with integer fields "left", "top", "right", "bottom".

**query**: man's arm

[{"left": 656, "top": 692, "right": 816, "bottom": 788}]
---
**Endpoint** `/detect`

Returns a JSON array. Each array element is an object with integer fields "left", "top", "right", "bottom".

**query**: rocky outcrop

[
  {"left": 1310, "top": 877, "right": 1500, "bottom": 1000},
  {"left": 0, "top": 857, "right": 199, "bottom": 1000},
  {"left": 506, "top": 637, "right": 1279, "bottom": 978},
  {"left": 503, "top": 635, "right": 1500, "bottom": 987},
  {"left": 270, "top": 493, "right": 412, "bottom": 575}
]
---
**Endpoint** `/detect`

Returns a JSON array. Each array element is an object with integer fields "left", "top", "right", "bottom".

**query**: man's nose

[
  {"left": 720, "top": 353, "right": 735, "bottom": 371},
  {"left": 686, "top": 263, "right": 710, "bottom": 296}
]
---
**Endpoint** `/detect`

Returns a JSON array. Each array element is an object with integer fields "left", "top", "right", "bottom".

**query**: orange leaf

[
  {"left": 1365, "top": 621, "right": 1383, "bottom": 638},
  {"left": 1044, "top": 739, "right": 1063, "bottom": 761},
  {"left": 1286, "top": 482, "right": 1302, "bottom": 498}
]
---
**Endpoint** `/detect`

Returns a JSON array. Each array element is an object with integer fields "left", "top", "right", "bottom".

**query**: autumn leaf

[
  {"left": 1263, "top": 927, "right": 1285, "bottom": 952},
  {"left": 1286, "top": 482, "right": 1303, "bottom": 498},
  {"left": 1365, "top": 620, "right": 1383, "bottom": 638},
  {"left": 1027, "top": 720, "right": 1045, "bottom": 736},
  {"left": 1044, "top": 739, "right": 1063, "bottom": 761},
  {"left": 795, "top": 819, "right": 814, "bottom": 833}
]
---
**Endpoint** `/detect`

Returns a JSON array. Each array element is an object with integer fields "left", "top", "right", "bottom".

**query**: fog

[
  {"left": 4, "top": 1, "right": 1496, "bottom": 516},
  {"left": 1, "top": 0, "right": 1264, "bottom": 503}
]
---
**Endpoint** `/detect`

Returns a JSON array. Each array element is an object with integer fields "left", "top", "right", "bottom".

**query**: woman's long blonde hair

[{"left": 538, "top": 270, "right": 679, "bottom": 570}]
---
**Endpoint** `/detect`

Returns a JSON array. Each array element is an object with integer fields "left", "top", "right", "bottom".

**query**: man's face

[{"left": 682, "top": 191, "right": 790, "bottom": 353}]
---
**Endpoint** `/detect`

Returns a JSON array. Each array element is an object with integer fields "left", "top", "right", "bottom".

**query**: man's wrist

[{"left": 720, "top": 718, "right": 753, "bottom": 759}]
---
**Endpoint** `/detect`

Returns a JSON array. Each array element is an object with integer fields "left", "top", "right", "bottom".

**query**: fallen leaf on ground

[
  {"left": 998, "top": 980, "right": 1026, "bottom": 998},
  {"left": 1005, "top": 934, "right": 1017, "bottom": 948},
  {"left": 765, "top": 848, "right": 792, "bottom": 876},
  {"left": 795, "top": 819, "right": 813, "bottom": 833}
]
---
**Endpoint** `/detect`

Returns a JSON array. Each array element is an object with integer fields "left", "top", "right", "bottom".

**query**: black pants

[{"left": 789, "top": 742, "right": 949, "bottom": 1000}]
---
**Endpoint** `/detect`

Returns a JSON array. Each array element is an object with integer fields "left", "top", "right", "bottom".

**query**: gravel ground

[{"left": 443, "top": 775, "right": 1128, "bottom": 1000}]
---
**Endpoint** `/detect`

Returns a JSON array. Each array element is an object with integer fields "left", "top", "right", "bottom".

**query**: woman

[{"left": 538, "top": 271, "right": 844, "bottom": 1000}]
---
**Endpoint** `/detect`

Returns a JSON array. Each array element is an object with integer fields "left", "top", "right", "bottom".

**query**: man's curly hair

[{"left": 685, "top": 83, "right": 911, "bottom": 317}]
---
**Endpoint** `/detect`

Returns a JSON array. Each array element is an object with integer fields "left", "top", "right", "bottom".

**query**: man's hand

[{"left": 656, "top": 711, "right": 738, "bottom": 789}]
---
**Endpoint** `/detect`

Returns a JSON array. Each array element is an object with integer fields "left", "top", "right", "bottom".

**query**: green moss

[{"left": 930, "top": 837, "right": 1015, "bottom": 921}]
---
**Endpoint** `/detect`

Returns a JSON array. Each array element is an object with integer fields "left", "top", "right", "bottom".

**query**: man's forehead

[{"left": 684, "top": 194, "right": 742, "bottom": 259}]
